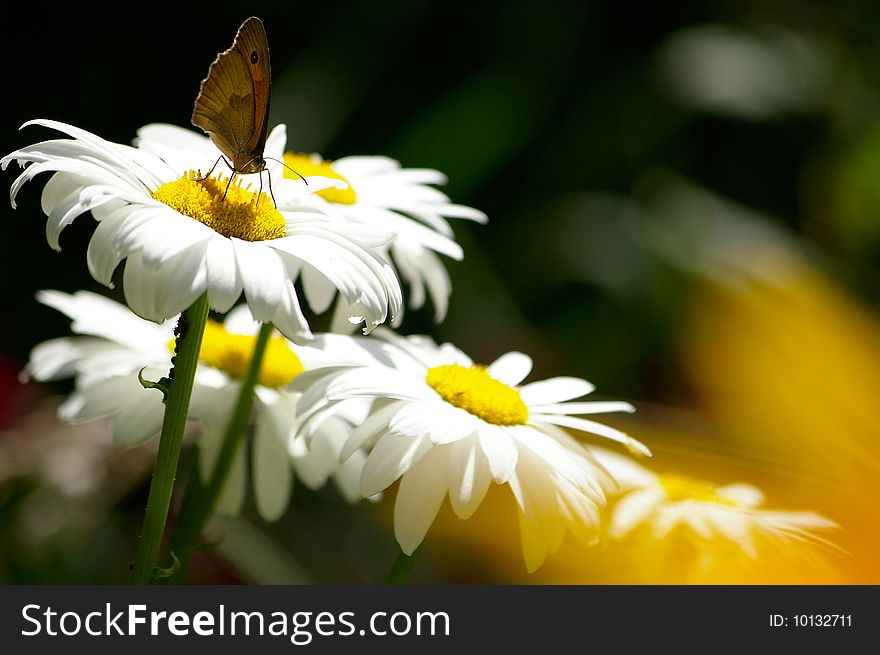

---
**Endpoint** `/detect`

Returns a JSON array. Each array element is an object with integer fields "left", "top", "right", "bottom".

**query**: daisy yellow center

[
  {"left": 152, "top": 171, "right": 286, "bottom": 241},
  {"left": 169, "top": 319, "right": 303, "bottom": 388},
  {"left": 283, "top": 152, "right": 357, "bottom": 204},
  {"left": 659, "top": 474, "right": 736, "bottom": 505},
  {"left": 426, "top": 364, "right": 528, "bottom": 426}
]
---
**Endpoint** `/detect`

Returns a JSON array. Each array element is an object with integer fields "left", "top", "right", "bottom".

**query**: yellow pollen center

[
  {"left": 152, "top": 171, "right": 286, "bottom": 241},
  {"left": 658, "top": 474, "right": 735, "bottom": 505},
  {"left": 169, "top": 319, "right": 303, "bottom": 388},
  {"left": 426, "top": 364, "right": 528, "bottom": 426},
  {"left": 283, "top": 152, "right": 357, "bottom": 204}
]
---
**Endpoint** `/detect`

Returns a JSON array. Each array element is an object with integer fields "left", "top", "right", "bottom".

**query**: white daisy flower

[
  {"left": 23, "top": 290, "right": 374, "bottom": 521},
  {"left": 293, "top": 330, "right": 649, "bottom": 571},
  {"left": 2, "top": 120, "right": 402, "bottom": 342},
  {"left": 134, "top": 123, "right": 487, "bottom": 322},
  {"left": 591, "top": 447, "right": 839, "bottom": 558}
]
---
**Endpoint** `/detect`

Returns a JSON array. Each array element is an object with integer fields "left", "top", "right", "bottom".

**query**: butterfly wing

[{"left": 192, "top": 16, "right": 271, "bottom": 172}]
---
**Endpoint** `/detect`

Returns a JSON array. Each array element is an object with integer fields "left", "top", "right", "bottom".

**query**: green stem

[
  {"left": 386, "top": 547, "right": 420, "bottom": 584},
  {"left": 166, "top": 321, "right": 274, "bottom": 581},
  {"left": 130, "top": 293, "right": 209, "bottom": 584}
]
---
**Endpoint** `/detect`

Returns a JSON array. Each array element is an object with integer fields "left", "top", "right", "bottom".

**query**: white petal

[
  {"left": 430, "top": 406, "right": 480, "bottom": 445},
  {"left": 716, "top": 483, "right": 764, "bottom": 508},
  {"left": 447, "top": 436, "right": 492, "bottom": 519},
  {"left": 22, "top": 119, "right": 162, "bottom": 189},
  {"left": 194, "top": 392, "right": 247, "bottom": 516},
  {"left": 340, "top": 400, "right": 404, "bottom": 461},
  {"left": 419, "top": 249, "right": 451, "bottom": 322},
  {"left": 205, "top": 236, "right": 243, "bottom": 313},
  {"left": 329, "top": 295, "right": 363, "bottom": 334},
  {"left": 476, "top": 424, "right": 518, "bottom": 483},
  {"left": 327, "top": 368, "right": 435, "bottom": 403},
  {"left": 708, "top": 507, "right": 757, "bottom": 556},
  {"left": 517, "top": 508, "right": 550, "bottom": 573},
  {"left": 506, "top": 452, "right": 566, "bottom": 568},
  {"left": 223, "top": 304, "right": 259, "bottom": 334},
  {"left": 58, "top": 373, "right": 164, "bottom": 445},
  {"left": 377, "top": 210, "right": 463, "bottom": 258},
  {"left": 24, "top": 337, "right": 106, "bottom": 381},
  {"left": 390, "top": 241, "right": 426, "bottom": 311},
  {"left": 533, "top": 415, "right": 651, "bottom": 456},
  {"left": 215, "top": 441, "right": 247, "bottom": 516},
  {"left": 122, "top": 246, "right": 208, "bottom": 323},
  {"left": 111, "top": 390, "right": 165, "bottom": 445},
  {"left": 610, "top": 489, "right": 663, "bottom": 538},
  {"left": 232, "top": 238, "right": 290, "bottom": 321},
  {"left": 519, "top": 377, "right": 595, "bottom": 405},
  {"left": 394, "top": 448, "right": 450, "bottom": 555},
  {"left": 232, "top": 238, "right": 311, "bottom": 342},
  {"left": 559, "top": 483, "right": 602, "bottom": 548},
  {"left": 529, "top": 401, "right": 636, "bottom": 415},
  {"left": 301, "top": 262, "right": 338, "bottom": 314},
  {"left": 135, "top": 206, "right": 214, "bottom": 268},
  {"left": 292, "top": 415, "right": 347, "bottom": 487},
  {"left": 86, "top": 204, "right": 138, "bottom": 285},
  {"left": 272, "top": 228, "right": 401, "bottom": 332},
  {"left": 265, "top": 125, "right": 288, "bottom": 166},
  {"left": 334, "top": 449, "right": 370, "bottom": 503},
  {"left": 145, "top": 243, "right": 209, "bottom": 320},
  {"left": 506, "top": 424, "right": 604, "bottom": 501},
  {"left": 253, "top": 403, "right": 293, "bottom": 521},
  {"left": 195, "top": 403, "right": 230, "bottom": 481},
  {"left": 136, "top": 123, "right": 217, "bottom": 166},
  {"left": 44, "top": 179, "right": 117, "bottom": 251},
  {"left": 189, "top": 378, "right": 238, "bottom": 422},
  {"left": 290, "top": 434, "right": 329, "bottom": 489},
  {"left": 683, "top": 505, "right": 714, "bottom": 539},
  {"left": 333, "top": 155, "right": 401, "bottom": 177},
  {"left": 388, "top": 400, "right": 436, "bottom": 438},
  {"left": 36, "top": 289, "right": 170, "bottom": 354},
  {"left": 652, "top": 503, "right": 691, "bottom": 538},
  {"left": 487, "top": 352, "right": 533, "bottom": 386},
  {"left": 59, "top": 374, "right": 150, "bottom": 419},
  {"left": 360, "top": 433, "right": 432, "bottom": 497},
  {"left": 390, "top": 401, "right": 478, "bottom": 445}
]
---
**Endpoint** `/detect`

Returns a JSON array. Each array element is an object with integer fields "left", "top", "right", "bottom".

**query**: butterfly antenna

[{"left": 264, "top": 156, "right": 308, "bottom": 185}]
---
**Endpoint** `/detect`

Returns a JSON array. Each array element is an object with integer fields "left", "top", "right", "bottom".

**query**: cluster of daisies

[{"left": 3, "top": 118, "right": 838, "bottom": 575}]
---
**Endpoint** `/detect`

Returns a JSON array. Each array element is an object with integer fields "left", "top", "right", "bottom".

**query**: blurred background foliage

[{"left": 2, "top": 0, "right": 880, "bottom": 582}]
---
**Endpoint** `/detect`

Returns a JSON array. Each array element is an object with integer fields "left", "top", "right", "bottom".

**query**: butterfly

[{"left": 192, "top": 16, "right": 276, "bottom": 203}]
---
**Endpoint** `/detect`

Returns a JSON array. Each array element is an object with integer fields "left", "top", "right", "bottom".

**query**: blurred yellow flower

[{"left": 684, "top": 257, "right": 880, "bottom": 582}]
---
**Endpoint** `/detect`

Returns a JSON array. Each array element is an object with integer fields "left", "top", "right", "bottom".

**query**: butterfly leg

[
  {"left": 222, "top": 171, "right": 237, "bottom": 202},
  {"left": 198, "top": 156, "right": 237, "bottom": 203},
  {"left": 196, "top": 156, "right": 224, "bottom": 182},
  {"left": 266, "top": 169, "right": 278, "bottom": 209}
]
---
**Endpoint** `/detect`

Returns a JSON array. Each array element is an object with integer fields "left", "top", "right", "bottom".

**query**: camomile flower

[
  {"left": 134, "top": 123, "right": 486, "bottom": 322},
  {"left": 590, "top": 447, "right": 839, "bottom": 560},
  {"left": 23, "top": 290, "right": 375, "bottom": 520},
  {"left": 2, "top": 120, "right": 402, "bottom": 342},
  {"left": 293, "top": 330, "right": 649, "bottom": 571}
]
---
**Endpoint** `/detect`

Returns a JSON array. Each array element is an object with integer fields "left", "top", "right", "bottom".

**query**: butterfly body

[{"left": 192, "top": 16, "right": 272, "bottom": 181}]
